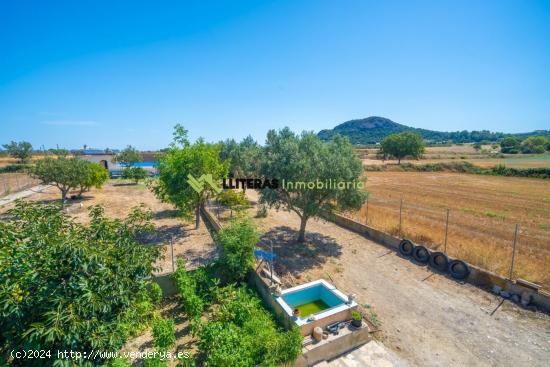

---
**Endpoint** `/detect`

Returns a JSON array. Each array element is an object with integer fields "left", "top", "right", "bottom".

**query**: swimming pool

[{"left": 275, "top": 279, "right": 357, "bottom": 334}]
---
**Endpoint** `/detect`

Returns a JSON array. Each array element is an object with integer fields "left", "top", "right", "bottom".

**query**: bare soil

[{"left": 243, "top": 190, "right": 550, "bottom": 367}]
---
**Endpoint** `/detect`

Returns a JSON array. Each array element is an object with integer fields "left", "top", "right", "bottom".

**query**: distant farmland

[{"left": 347, "top": 171, "right": 550, "bottom": 288}]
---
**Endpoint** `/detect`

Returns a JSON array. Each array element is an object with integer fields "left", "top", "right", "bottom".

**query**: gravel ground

[{"left": 244, "top": 190, "right": 550, "bottom": 367}]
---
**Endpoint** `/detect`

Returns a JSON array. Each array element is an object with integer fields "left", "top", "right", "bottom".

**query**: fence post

[
  {"left": 444, "top": 209, "right": 450, "bottom": 253},
  {"left": 509, "top": 224, "right": 519, "bottom": 280},
  {"left": 171, "top": 239, "right": 175, "bottom": 273},
  {"left": 365, "top": 194, "right": 369, "bottom": 225},
  {"left": 399, "top": 198, "right": 403, "bottom": 237}
]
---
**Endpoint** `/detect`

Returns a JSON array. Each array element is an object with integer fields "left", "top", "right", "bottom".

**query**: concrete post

[
  {"left": 399, "top": 199, "right": 403, "bottom": 237},
  {"left": 171, "top": 239, "right": 175, "bottom": 272},
  {"left": 444, "top": 209, "right": 450, "bottom": 253},
  {"left": 509, "top": 224, "right": 519, "bottom": 280},
  {"left": 365, "top": 194, "right": 369, "bottom": 225}
]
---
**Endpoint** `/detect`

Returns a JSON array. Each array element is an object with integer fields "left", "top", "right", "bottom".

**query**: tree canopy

[
  {"left": 122, "top": 166, "right": 148, "bottom": 184},
  {"left": 114, "top": 145, "right": 142, "bottom": 166},
  {"left": 153, "top": 125, "right": 228, "bottom": 228},
  {"left": 0, "top": 202, "right": 160, "bottom": 366},
  {"left": 500, "top": 137, "right": 521, "bottom": 154},
  {"left": 260, "top": 129, "right": 366, "bottom": 242},
  {"left": 32, "top": 157, "right": 108, "bottom": 204},
  {"left": 220, "top": 136, "right": 262, "bottom": 184},
  {"left": 2, "top": 141, "right": 33, "bottom": 163},
  {"left": 379, "top": 132, "right": 425, "bottom": 164}
]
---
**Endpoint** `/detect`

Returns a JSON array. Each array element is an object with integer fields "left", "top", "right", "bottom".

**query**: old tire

[
  {"left": 412, "top": 246, "right": 430, "bottom": 263},
  {"left": 449, "top": 260, "right": 470, "bottom": 280},
  {"left": 429, "top": 252, "right": 449, "bottom": 272},
  {"left": 398, "top": 239, "right": 415, "bottom": 257}
]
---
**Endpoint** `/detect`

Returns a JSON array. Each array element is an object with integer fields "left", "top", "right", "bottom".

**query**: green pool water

[{"left": 295, "top": 299, "right": 330, "bottom": 317}]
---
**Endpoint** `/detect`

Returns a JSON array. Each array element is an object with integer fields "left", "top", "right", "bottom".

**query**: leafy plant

[
  {"left": 148, "top": 282, "right": 163, "bottom": 304},
  {"left": 152, "top": 318, "right": 176, "bottom": 351},
  {"left": 0, "top": 201, "right": 160, "bottom": 366},
  {"left": 143, "top": 356, "right": 168, "bottom": 367},
  {"left": 173, "top": 259, "right": 204, "bottom": 319},
  {"left": 255, "top": 203, "right": 268, "bottom": 218},
  {"left": 217, "top": 218, "right": 259, "bottom": 283},
  {"left": 351, "top": 310, "right": 362, "bottom": 321},
  {"left": 122, "top": 166, "right": 149, "bottom": 184}
]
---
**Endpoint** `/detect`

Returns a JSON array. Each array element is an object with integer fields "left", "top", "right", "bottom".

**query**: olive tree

[
  {"left": 153, "top": 124, "right": 228, "bottom": 228},
  {"left": 2, "top": 141, "right": 33, "bottom": 163},
  {"left": 78, "top": 162, "right": 109, "bottom": 196},
  {"left": 260, "top": 129, "right": 366, "bottom": 242},
  {"left": 379, "top": 132, "right": 425, "bottom": 164}
]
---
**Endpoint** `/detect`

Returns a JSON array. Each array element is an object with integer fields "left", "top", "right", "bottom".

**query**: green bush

[
  {"left": 173, "top": 259, "right": 205, "bottom": 319},
  {"left": 148, "top": 282, "right": 163, "bottom": 304},
  {"left": 217, "top": 218, "right": 259, "bottom": 283},
  {"left": 0, "top": 163, "right": 28, "bottom": 173},
  {"left": 143, "top": 356, "right": 168, "bottom": 367},
  {"left": 102, "top": 357, "right": 132, "bottom": 367},
  {"left": 0, "top": 202, "right": 160, "bottom": 366},
  {"left": 255, "top": 204, "right": 268, "bottom": 218},
  {"left": 152, "top": 317, "right": 176, "bottom": 351},
  {"left": 122, "top": 166, "right": 149, "bottom": 183},
  {"left": 196, "top": 285, "right": 302, "bottom": 367}
]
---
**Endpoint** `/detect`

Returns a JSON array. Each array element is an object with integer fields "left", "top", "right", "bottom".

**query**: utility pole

[{"left": 509, "top": 224, "right": 519, "bottom": 279}]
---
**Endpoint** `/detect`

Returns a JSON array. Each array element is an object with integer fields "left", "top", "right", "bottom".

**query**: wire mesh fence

[
  {"left": 342, "top": 193, "right": 550, "bottom": 289},
  {"left": 0, "top": 173, "right": 40, "bottom": 197}
]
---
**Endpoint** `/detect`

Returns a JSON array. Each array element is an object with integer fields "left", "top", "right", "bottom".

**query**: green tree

[
  {"left": 260, "top": 129, "right": 366, "bottom": 242},
  {"left": 32, "top": 157, "right": 90, "bottom": 205},
  {"left": 2, "top": 141, "right": 33, "bottom": 163},
  {"left": 217, "top": 218, "right": 259, "bottom": 282},
  {"left": 122, "top": 166, "right": 148, "bottom": 184},
  {"left": 520, "top": 136, "right": 548, "bottom": 154},
  {"left": 217, "top": 190, "right": 250, "bottom": 216},
  {"left": 220, "top": 136, "right": 261, "bottom": 191},
  {"left": 48, "top": 148, "right": 69, "bottom": 157},
  {"left": 153, "top": 125, "right": 228, "bottom": 228},
  {"left": 0, "top": 202, "right": 160, "bottom": 366},
  {"left": 379, "top": 132, "right": 425, "bottom": 164},
  {"left": 500, "top": 137, "right": 521, "bottom": 154},
  {"left": 79, "top": 162, "right": 109, "bottom": 196},
  {"left": 114, "top": 145, "right": 142, "bottom": 166}
]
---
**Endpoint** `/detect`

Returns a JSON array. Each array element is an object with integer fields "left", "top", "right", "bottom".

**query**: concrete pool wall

[{"left": 276, "top": 279, "right": 358, "bottom": 336}]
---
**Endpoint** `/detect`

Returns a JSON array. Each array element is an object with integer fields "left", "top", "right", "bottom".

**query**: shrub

[
  {"left": 196, "top": 285, "right": 302, "bottom": 367},
  {"left": 103, "top": 357, "right": 132, "bottom": 367},
  {"left": 0, "top": 202, "right": 160, "bottom": 366},
  {"left": 255, "top": 204, "right": 268, "bottom": 218},
  {"left": 122, "top": 166, "right": 148, "bottom": 184},
  {"left": 143, "top": 356, "right": 168, "bottom": 367},
  {"left": 173, "top": 259, "right": 204, "bottom": 319},
  {"left": 217, "top": 218, "right": 259, "bottom": 283},
  {"left": 0, "top": 163, "right": 28, "bottom": 173},
  {"left": 148, "top": 282, "right": 163, "bottom": 304},
  {"left": 152, "top": 318, "right": 177, "bottom": 351}
]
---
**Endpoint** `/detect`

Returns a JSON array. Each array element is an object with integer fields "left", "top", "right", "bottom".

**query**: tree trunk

[
  {"left": 398, "top": 157, "right": 401, "bottom": 165},
  {"left": 195, "top": 205, "right": 201, "bottom": 229},
  {"left": 61, "top": 189, "right": 68, "bottom": 209},
  {"left": 297, "top": 216, "right": 308, "bottom": 243}
]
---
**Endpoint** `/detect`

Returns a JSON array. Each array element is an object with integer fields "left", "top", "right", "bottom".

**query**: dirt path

[{"left": 244, "top": 191, "right": 550, "bottom": 367}]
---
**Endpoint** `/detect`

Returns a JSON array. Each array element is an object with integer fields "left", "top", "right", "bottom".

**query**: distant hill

[{"left": 317, "top": 116, "right": 550, "bottom": 145}]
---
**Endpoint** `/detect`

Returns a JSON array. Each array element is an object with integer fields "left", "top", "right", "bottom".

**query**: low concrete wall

[
  {"left": 321, "top": 211, "right": 550, "bottom": 312},
  {"left": 153, "top": 273, "right": 179, "bottom": 297},
  {"left": 293, "top": 327, "right": 371, "bottom": 367}
]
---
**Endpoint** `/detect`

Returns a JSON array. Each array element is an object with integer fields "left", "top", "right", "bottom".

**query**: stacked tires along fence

[{"left": 398, "top": 239, "right": 470, "bottom": 280}]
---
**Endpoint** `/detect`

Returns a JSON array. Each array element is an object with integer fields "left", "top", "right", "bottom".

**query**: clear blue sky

[{"left": 1, "top": 0, "right": 549, "bottom": 150}]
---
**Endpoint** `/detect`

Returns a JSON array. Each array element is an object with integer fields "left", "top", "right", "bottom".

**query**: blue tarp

[{"left": 254, "top": 249, "right": 276, "bottom": 262}]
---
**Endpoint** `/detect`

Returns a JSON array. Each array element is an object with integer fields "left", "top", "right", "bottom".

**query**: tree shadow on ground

[
  {"left": 153, "top": 209, "right": 181, "bottom": 220},
  {"left": 143, "top": 224, "right": 189, "bottom": 245},
  {"left": 259, "top": 225, "right": 342, "bottom": 278}
]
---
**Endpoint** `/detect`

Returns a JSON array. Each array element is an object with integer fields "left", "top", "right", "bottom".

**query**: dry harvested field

[
  {"left": 358, "top": 145, "right": 550, "bottom": 168},
  {"left": 347, "top": 171, "right": 550, "bottom": 288},
  {"left": 0, "top": 181, "right": 216, "bottom": 274}
]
